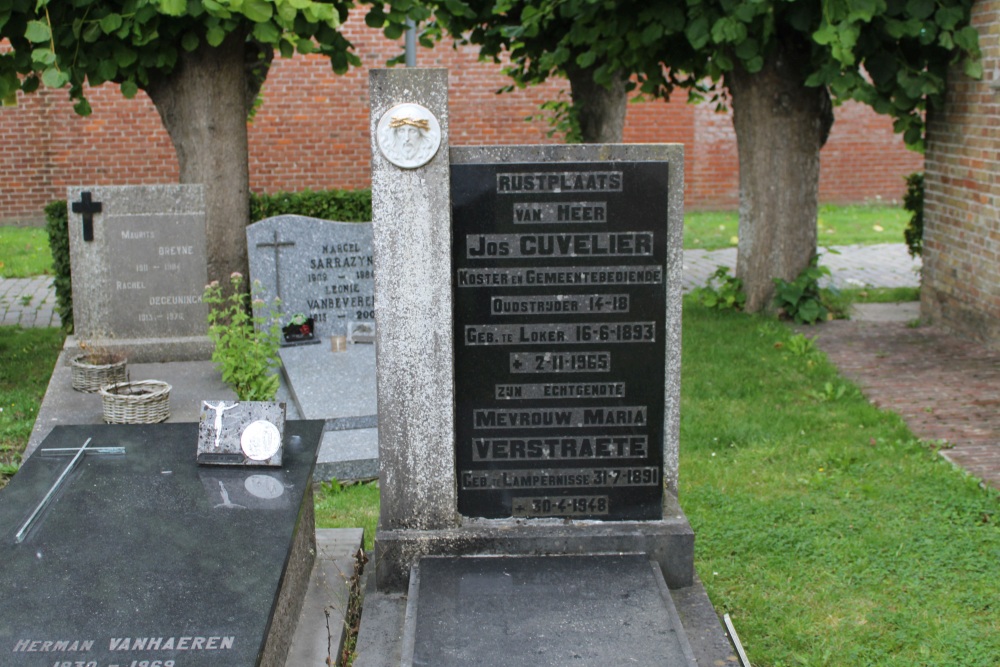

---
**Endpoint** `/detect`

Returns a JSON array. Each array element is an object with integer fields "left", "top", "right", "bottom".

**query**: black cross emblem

[
  {"left": 71, "top": 191, "right": 103, "bottom": 242},
  {"left": 256, "top": 229, "right": 295, "bottom": 307}
]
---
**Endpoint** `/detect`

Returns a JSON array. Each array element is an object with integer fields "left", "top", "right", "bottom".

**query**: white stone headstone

[
  {"left": 67, "top": 184, "right": 211, "bottom": 361},
  {"left": 246, "top": 215, "right": 374, "bottom": 338}
]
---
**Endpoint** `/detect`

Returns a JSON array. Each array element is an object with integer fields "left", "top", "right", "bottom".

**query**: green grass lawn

[
  {"left": 316, "top": 479, "right": 380, "bottom": 548},
  {"left": 0, "top": 227, "right": 53, "bottom": 278},
  {"left": 685, "top": 203, "right": 911, "bottom": 251},
  {"left": 680, "top": 303, "right": 997, "bottom": 666},
  {"left": 0, "top": 326, "right": 65, "bottom": 487}
]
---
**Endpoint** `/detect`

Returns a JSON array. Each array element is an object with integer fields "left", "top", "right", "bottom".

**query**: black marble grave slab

[
  {"left": 403, "top": 554, "right": 697, "bottom": 667},
  {"left": 452, "top": 161, "right": 669, "bottom": 520},
  {"left": 0, "top": 420, "right": 323, "bottom": 667}
]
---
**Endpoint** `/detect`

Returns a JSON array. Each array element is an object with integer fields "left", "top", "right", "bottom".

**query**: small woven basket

[
  {"left": 99, "top": 380, "right": 172, "bottom": 424},
  {"left": 70, "top": 355, "right": 127, "bottom": 393}
]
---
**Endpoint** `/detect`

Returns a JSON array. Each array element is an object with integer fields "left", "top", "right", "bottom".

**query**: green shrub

[
  {"left": 203, "top": 273, "right": 282, "bottom": 401},
  {"left": 44, "top": 188, "right": 373, "bottom": 331},
  {"left": 250, "top": 189, "right": 371, "bottom": 222},
  {"left": 903, "top": 172, "right": 924, "bottom": 258},
  {"left": 773, "top": 255, "right": 849, "bottom": 324},
  {"left": 43, "top": 200, "right": 73, "bottom": 333},
  {"left": 692, "top": 266, "right": 747, "bottom": 311}
]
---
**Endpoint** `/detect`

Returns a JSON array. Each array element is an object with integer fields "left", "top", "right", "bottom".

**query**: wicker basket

[
  {"left": 71, "top": 354, "right": 127, "bottom": 393},
  {"left": 99, "top": 380, "right": 172, "bottom": 424}
]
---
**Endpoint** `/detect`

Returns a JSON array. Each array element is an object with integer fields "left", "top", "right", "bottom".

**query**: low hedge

[
  {"left": 44, "top": 200, "right": 73, "bottom": 333},
  {"left": 45, "top": 188, "right": 373, "bottom": 334},
  {"left": 250, "top": 189, "right": 371, "bottom": 222}
]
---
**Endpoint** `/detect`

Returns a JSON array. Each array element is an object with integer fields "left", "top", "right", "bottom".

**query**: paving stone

[{"left": 809, "top": 319, "right": 1000, "bottom": 490}]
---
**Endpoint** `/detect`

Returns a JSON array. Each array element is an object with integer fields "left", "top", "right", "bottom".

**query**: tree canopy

[
  {"left": 428, "top": 0, "right": 981, "bottom": 148},
  {"left": 0, "top": 0, "right": 379, "bottom": 110},
  {"left": 427, "top": 0, "right": 980, "bottom": 310}
]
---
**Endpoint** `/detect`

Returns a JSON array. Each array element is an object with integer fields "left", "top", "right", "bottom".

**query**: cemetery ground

[
  {"left": 2, "top": 301, "right": 997, "bottom": 665},
  {"left": 1, "top": 214, "right": 997, "bottom": 665}
]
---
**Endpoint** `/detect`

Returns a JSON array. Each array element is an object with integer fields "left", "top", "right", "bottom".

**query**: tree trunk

[
  {"left": 567, "top": 66, "right": 628, "bottom": 143},
  {"left": 727, "top": 38, "right": 834, "bottom": 313},
  {"left": 145, "top": 30, "right": 251, "bottom": 285}
]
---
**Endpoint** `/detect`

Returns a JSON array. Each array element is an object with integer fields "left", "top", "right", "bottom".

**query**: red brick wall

[
  {"left": 923, "top": 0, "right": 1000, "bottom": 347},
  {"left": 1, "top": 20, "right": 921, "bottom": 224}
]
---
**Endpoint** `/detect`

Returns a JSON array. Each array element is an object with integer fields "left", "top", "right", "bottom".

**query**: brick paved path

[
  {"left": 811, "top": 318, "right": 1000, "bottom": 490},
  {"left": 0, "top": 276, "right": 61, "bottom": 328},
  {"left": 682, "top": 243, "right": 920, "bottom": 291}
]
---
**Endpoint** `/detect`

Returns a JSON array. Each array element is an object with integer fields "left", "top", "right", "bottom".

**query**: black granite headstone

[
  {"left": 0, "top": 421, "right": 323, "bottom": 667},
  {"left": 452, "top": 162, "right": 668, "bottom": 520}
]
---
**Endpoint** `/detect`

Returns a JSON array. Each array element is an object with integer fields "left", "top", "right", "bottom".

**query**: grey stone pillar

[{"left": 370, "top": 69, "right": 456, "bottom": 536}]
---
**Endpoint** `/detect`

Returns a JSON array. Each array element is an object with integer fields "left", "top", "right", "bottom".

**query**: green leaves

[
  {"left": 693, "top": 266, "right": 747, "bottom": 312},
  {"left": 685, "top": 16, "right": 711, "bottom": 50},
  {"left": 158, "top": 0, "right": 187, "bottom": 17},
  {"left": 252, "top": 20, "right": 279, "bottom": 42},
  {"left": 772, "top": 257, "right": 835, "bottom": 325},
  {"left": 205, "top": 24, "right": 227, "bottom": 46},
  {"left": 24, "top": 19, "right": 49, "bottom": 42},
  {"left": 711, "top": 16, "right": 747, "bottom": 44},
  {"left": 119, "top": 79, "right": 138, "bottom": 98},
  {"left": 904, "top": 0, "right": 935, "bottom": 20},
  {"left": 181, "top": 31, "right": 199, "bottom": 51},
  {"left": 241, "top": 0, "right": 273, "bottom": 23},
  {"left": 40, "top": 66, "right": 66, "bottom": 88},
  {"left": 99, "top": 13, "right": 122, "bottom": 34},
  {"left": 30, "top": 47, "right": 54, "bottom": 65}
]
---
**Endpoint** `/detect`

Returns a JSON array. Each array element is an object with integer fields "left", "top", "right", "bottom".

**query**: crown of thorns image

[{"left": 389, "top": 116, "right": 431, "bottom": 131}]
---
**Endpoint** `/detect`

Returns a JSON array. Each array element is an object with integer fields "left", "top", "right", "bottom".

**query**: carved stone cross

[
  {"left": 256, "top": 229, "right": 295, "bottom": 310},
  {"left": 71, "top": 191, "right": 103, "bottom": 242}
]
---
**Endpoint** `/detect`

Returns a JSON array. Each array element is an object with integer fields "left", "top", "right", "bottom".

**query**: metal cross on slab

[
  {"left": 71, "top": 191, "right": 103, "bottom": 242},
  {"left": 256, "top": 229, "right": 295, "bottom": 311},
  {"left": 15, "top": 438, "right": 125, "bottom": 544}
]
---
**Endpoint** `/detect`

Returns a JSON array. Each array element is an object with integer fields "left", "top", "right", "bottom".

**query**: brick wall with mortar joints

[
  {"left": 3, "top": 21, "right": 920, "bottom": 223},
  {"left": 923, "top": 0, "right": 1000, "bottom": 345}
]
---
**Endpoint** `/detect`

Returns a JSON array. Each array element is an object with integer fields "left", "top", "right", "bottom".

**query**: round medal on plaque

[{"left": 241, "top": 420, "right": 282, "bottom": 462}]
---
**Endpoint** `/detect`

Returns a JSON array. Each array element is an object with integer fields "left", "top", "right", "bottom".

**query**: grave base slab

[
  {"left": 355, "top": 554, "right": 735, "bottom": 667},
  {"left": 66, "top": 333, "right": 215, "bottom": 363},
  {"left": 373, "top": 494, "right": 694, "bottom": 592}
]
